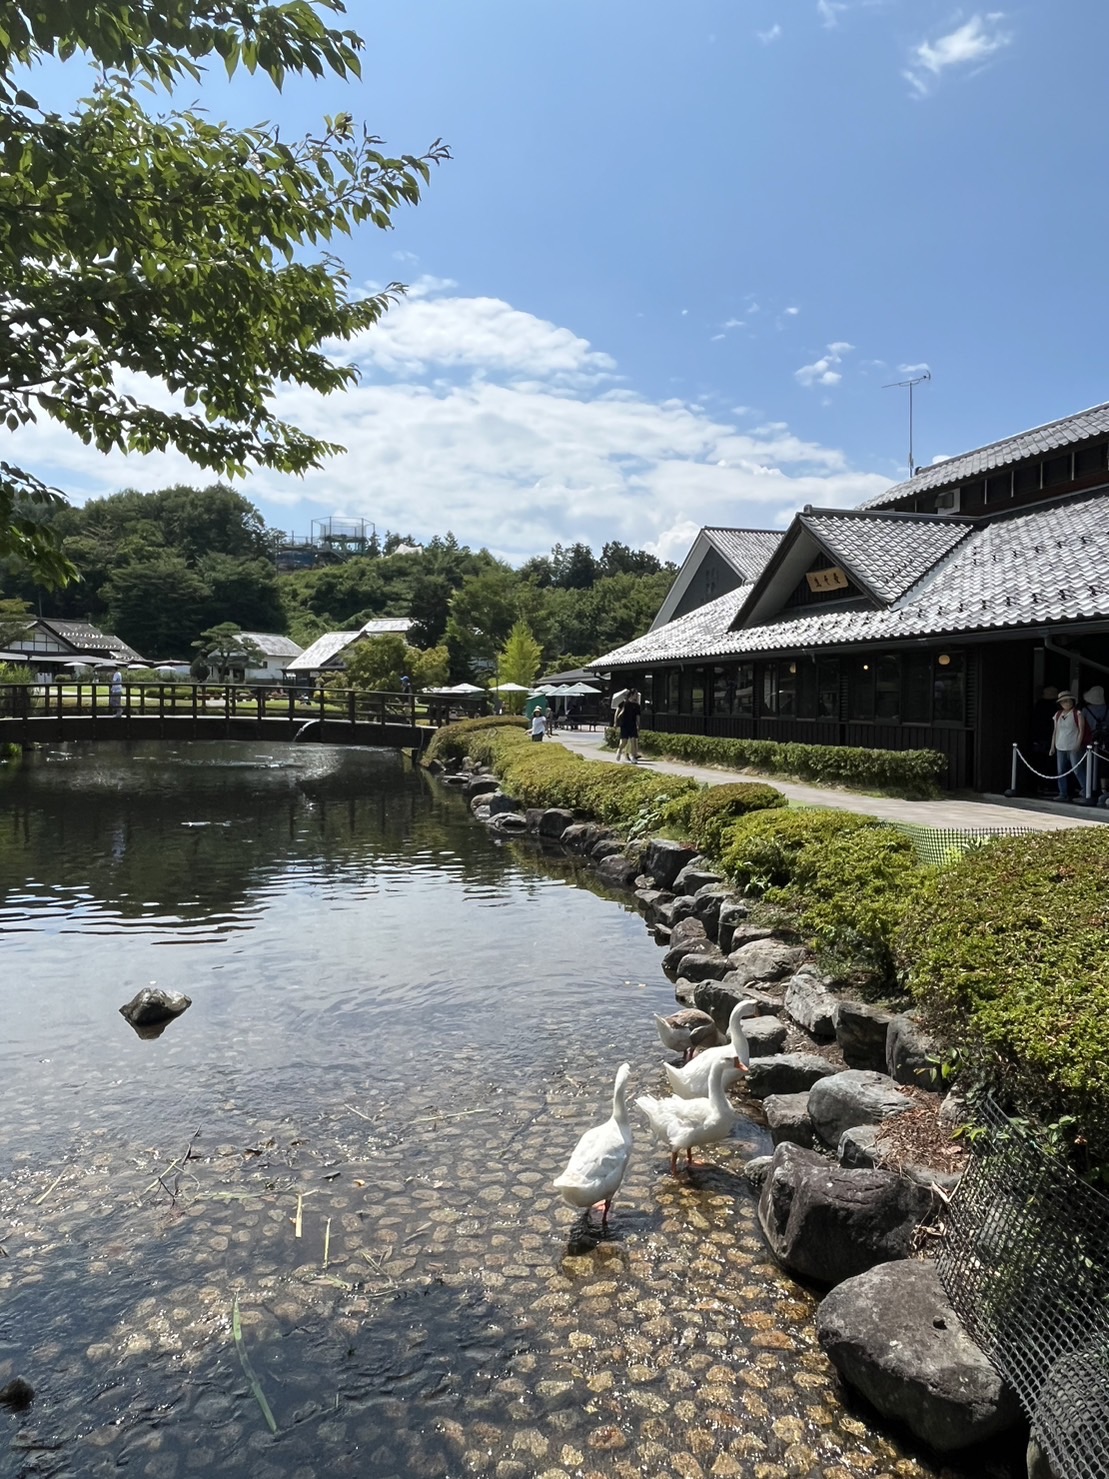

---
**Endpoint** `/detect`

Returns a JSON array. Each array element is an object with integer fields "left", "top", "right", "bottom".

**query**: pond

[{"left": 0, "top": 742, "right": 1019, "bottom": 1478}]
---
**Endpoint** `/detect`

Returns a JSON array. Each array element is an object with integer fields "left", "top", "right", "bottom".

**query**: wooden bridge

[{"left": 0, "top": 683, "right": 443, "bottom": 751}]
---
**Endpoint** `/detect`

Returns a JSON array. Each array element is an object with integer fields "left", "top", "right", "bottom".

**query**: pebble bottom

[{"left": 0, "top": 1050, "right": 1017, "bottom": 1479}]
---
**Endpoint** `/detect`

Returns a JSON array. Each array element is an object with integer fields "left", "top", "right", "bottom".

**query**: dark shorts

[{"left": 531, "top": 733, "right": 543, "bottom": 742}]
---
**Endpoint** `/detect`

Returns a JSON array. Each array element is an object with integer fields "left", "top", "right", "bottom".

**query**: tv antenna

[{"left": 883, "top": 369, "right": 931, "bottom": 476}]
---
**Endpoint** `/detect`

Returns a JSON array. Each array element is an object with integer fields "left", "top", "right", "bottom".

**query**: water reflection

[{"left": 0, "top": 743, "right": 1020, "bottom": 1477}]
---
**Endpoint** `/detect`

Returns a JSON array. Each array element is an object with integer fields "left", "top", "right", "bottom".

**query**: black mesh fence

[{"left": 935, "top": 1097, "right": 1109, "bottom": 1479}]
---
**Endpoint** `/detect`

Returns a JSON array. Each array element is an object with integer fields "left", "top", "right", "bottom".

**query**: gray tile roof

[
  {"left": 592, "top": 490, "right": 1109, "bottom": 668},
  {"left": 285, "top": 631, "right": 359, "bottom": 672},
  {"left": 799, "top": 511, "right": 974, "bottom": 603},
  {"left": 704, "top": 528, "right": 784, "bottom": 580},
  {"left": 862, "top": 400, "right": 1109, "bottom": 508},
  {"left": 239, "top": 632, "right": 303, "bottom": 660}
]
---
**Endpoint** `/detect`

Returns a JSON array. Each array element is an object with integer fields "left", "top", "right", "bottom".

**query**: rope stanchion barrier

[{"left": 1007, "top": 743, "right": 1095, "bottom": 798}]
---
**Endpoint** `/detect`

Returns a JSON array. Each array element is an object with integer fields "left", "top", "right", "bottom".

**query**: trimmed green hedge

[
  {"left": 721, "top": 809, "right": 922, "bottom": 988},
  {"left": 904, "top": 829, "right": 1109, "bottom": 1172},
  {"left": 622, "top": 728, "right": 947, "bottom": 800},
  {"left": 423, "top": 714, "right": 526, "bottom": 766},
  {"left": 433, "top": 720, "right": 699, "bottom": 830},
  {"left": 684, "top": 782, "right": 788, "bottom": 858}
]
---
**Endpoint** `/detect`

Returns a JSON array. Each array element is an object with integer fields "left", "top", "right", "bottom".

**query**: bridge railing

[{"left": 0, "top": 682, "right": 429, "bottom": 729}]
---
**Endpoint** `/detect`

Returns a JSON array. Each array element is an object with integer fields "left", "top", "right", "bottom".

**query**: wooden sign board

[{"left": 806, "top": 566, "right": 849, "bottom": 593}]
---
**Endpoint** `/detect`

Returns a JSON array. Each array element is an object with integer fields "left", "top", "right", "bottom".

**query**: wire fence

[
  {"left": 935, "top": 1097, "right": 1109, "bottom": 1479},
  {"left": 885, "top": 822, "right": 1037, "bottom": 867}
]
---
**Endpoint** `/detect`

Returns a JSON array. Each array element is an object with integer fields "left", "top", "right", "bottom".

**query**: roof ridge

[{"left": 802, "top": 506, "right": 975, "bottom": 525}]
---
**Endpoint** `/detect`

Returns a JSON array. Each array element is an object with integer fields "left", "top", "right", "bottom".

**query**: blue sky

[{"left": 19, "top": 1, "right": 1109, "bottom": 563}]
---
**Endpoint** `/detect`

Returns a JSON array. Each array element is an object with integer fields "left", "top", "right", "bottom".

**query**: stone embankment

[{"left": 437, "top": 757, "right": 1034, "bottom": 1468}]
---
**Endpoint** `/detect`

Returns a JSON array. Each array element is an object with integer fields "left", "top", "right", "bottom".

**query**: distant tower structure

[{"left": 275, "top": 517, "right": 376, "bottom": 571}]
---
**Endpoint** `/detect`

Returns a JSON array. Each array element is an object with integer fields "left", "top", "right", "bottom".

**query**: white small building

[
  {"left": 237, "top": 632, "right": 303, "bottom": 684},
  {"left": 283, "top": 620, "right": 414, "bottom": 680}
]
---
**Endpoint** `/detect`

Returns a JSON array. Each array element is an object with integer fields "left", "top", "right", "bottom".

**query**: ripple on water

[{"left": 0, "top": 742, "right": 1023, "bottom": 1479}]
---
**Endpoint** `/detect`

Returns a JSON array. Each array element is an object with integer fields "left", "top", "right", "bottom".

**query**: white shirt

[
  {"left": 1054, "top": 708, "right": 1081, "bottom": 752},
  {"left": 530, "top": 713, "right": 546, "bottom": 736}
]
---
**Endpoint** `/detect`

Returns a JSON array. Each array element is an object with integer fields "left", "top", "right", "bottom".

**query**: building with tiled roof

[
  {"left": 650, "top": 527, "right": 783, "bottom": 629},
  {"left": 591, "top": 404, "right": 1109, "bottom": 792},
  {"left": 8, "top": 618, "right": 142, "bottom": 668}
]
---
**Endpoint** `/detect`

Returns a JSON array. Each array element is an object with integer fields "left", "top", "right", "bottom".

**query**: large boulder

[
  {"left": 728, "top": 938, "right": 806, "bottom": 986},
  {"left": 485, "top": 791, "right": 525, "bottom": 818},
  {"left": 692, "top": 883, "right": 734, "bottom": 940},
  {"left": 724, "top": 925, "right": 777, "bottom": 956},
  {"left": 743, "top": 1014, "right": 788, "bottom": 1057},
  {"left": 675, "top": 949, "right": 731, "bottom": 983},
  {"left": 463, "top": 774, "right": 499, "bottom": 799},
  {"left": 835, "top": 1001, "right": 896, "bottom": 1072},
  {"left": 590, "top": 838, "right": 626, "bottom": 862},
  {"left": 816, "top": 1261, "right": 1022, "bottom": 1452},
  {"left": 488, "top": 811, "right": 528, "bottom": 834},
  {"left": 838, "top": 1124, "right": 962, "bottom": 1194},
  {"left": 120, "top": 987, "right": 192, "bottom": 1028},
  {"left": 595, "top": 854, "right": 639, "bottom": 888},
  {"left": 758, "top": 1144, "right": 933, "bottom": 1286},
  {"left": 746, "top": 1053, "right": 837, "bottom": 1099},
  {"left": 674, "top": 863, "right": 724, "bottom": 896},
  {"left": 743, "top": 1156, "right": 774, "bottom": 1192},
  {"left": 670, "top": 916, "right": 709, "bottom": 949},
  {"left": 634, "top": 888, "right": 673, "bottom": 924},
  {"left": 661, "top": 919, "right": 712, "bottom": 976},
  {"left": 655, "top": 895, "right": 698, "bottom": 928},
  {"left": 808, "top": 1070, "right": 914, "bottom": 1149},
  {"left": 644, "top": 839, "right": 699, "bottom": 890},
  {"left": 537, "top": 807, "right": 575, "bottom": 839},
  {"left": 784, "top": 967, "right": 838, "bottom": 1038},
  {"left": 561, "top": 821, "right": 607, "bottom": 852},
  {"left": 886, "top": 1015, "right": 940, "bottom": 1090},
  {"left": 691, "top": 980, "right": 785, "bottom": 1032},
  {"left": 716, "top": 899, "right": 752, "bottom": 953},
  {"left": 762, "top": 1092, "right": 815, "bottom": 1148}
]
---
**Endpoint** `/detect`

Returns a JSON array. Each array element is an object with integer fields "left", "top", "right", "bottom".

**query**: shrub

[
  {"left": 903, "top": 829, "right": 1109, "bottom": 1174},
  {"left": 686, "top": 782, "right": 787, "bottom": 857},
  {"left": 422, "top": 715, "right": 526, "bottom": 766},
  {"left": 721, "top": 808, "right": 922, "bottom": 989},
  {"left": 631, "top": 729, "right": 947, "bottom": 800}
]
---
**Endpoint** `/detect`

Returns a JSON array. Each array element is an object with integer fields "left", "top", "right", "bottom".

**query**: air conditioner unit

[{"left": 935, "top": 488, "right": 961, "bottom": 513}]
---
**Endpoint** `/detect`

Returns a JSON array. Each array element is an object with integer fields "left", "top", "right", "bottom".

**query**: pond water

[{"left": 0, "top": 742, "right": 1019, "bottom": 1479}]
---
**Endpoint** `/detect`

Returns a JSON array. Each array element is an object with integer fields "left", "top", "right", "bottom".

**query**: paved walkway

[{"left": 554, "top": 728, "right": 1107, "bottom": 832}]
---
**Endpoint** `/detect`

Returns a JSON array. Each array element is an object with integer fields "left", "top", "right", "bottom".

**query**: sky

[{"left": 16, "top": 1, "right": 1109, "bottom": 565}]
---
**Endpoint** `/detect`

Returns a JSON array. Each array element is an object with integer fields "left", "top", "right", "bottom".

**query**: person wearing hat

[{"left": 1049, "top": 691, "right": 1090, "bottom": 801}]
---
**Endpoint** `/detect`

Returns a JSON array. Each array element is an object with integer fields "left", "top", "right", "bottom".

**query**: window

[
  {"left": 735, "top": 662, "right": 754, "bottom": 718},
  {"left": 985, "top": 472, "right": 1012, "bottom": 503},
  {"left": 1042, "top": 454, "right": 1072, "bottom": 488},
  {"left": 1013, "top": 464, "right": 1041, "bottom": 497},
  {"left": 875, "top": 653, "right": 900, "bottom": 721},
  {"left": 932, "top": 650, "right": 965, "bottom": 723},
  {"left": 691, "top": 668, "right": 706, "bottom": 717},
  {"left": 797, "top": 659, "right": 818, "bottom": 719},
  {"left": 776, "top": 660, "right": 797, "bottom": 717},
  {"left": 849, "top": 657, "right": 876, "bottom": 721},
  {"left": 1075, "top": 443, "right": 1108, "bottom": 478},
  {"left": 711, "top": 666, "right": 733, "bottom": 715},
  {"left": 818, "top": 659, "right": 839, "bottom": 719},
  {"left": 759, "top": 665, "right": 777, "bottom": 716},
  {"left": 902, "top": 653, "right": 932, "bottom": 723}
]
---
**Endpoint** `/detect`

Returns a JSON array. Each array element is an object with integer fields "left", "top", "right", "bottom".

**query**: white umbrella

[
  {"left": 127, "top": 662, "right": 149, "bottom": 670},
  {"left": 63, "top": 658, "right": 91, "bottom": 668},
  {"left": 560, "top": 682, "right": 600, "bottom": 696},
  {"left": 447, "top": 682, "right": 486, "bottom": 694},
  {"left": 493, "top": 681, "right": 531, "bottom": 693}
]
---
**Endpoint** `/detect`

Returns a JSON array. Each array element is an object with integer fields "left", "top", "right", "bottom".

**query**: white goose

[
  {"left": 553, "top": 1063, "right": 634, "bottom": 1231},
  {"left": 663, "top": 998, "right": 759, "bottom": 1099},
  {"left": 652, "top": 1008, "right": 724, "bottom": 1063},
  {"left": 636, "top": 1053, "right": 739, "bottom": 1176}
]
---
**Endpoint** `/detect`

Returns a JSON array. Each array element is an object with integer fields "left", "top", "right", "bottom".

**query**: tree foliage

[
  {"left": 340, "top": 633, "right": 448, "bottom": 693},
  {"left": 0, "top": 1, "right": 446, "bottom": 583},
  {"left": 497, "top": 619, "right": 541, "bottom": 712},
  {"left": 191, "top": 622, "right": 266, "bottom": 681}
]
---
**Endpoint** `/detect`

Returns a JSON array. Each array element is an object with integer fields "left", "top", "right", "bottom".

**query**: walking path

[{"left": 554, "top": 728, "right": 1107, "bottom": 832}]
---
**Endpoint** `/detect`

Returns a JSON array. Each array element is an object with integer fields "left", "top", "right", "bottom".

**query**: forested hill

[{"left": 0, "top": 483, "right": 675, "bottom": 676}]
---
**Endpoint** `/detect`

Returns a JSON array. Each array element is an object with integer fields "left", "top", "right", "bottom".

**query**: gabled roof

[
  {"left": 239, "top": 632, "right": 303, "bottom": 661},
  {"left": 285, "top": 631, "right": 358, "bottom": 673},
  {"left": 735, "top": 509, "right": 974, "bottom": 627},
  {"left": 650, "top": 527, "right": 782, "bottom": 630},
  {"left": 359, "top": 617, "right": 412, "bottom": 636},
  {"left": 34, "top": 618, "right": 141, "bottom": 662},
  {"left": 591, "top": 488, "right": 1109, "bottom": 668},
  {"left": 861, "top": 400, "right": 1109, "bottom": 509}
]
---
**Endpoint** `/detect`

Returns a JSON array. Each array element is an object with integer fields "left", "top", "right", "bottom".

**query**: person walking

[
  {"left": 530, "top": 709, "right": 547, "bottom": 742},
  {"left": 1050, "top": 691, "right": 1090, "bottom": 801},
  {"left": 615, "top": 687, "right": 642, "bottom": 762},
  {"left": 109, "top": 667, "right": 123, "bottom": 717}
]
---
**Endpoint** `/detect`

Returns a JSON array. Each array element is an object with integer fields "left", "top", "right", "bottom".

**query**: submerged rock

[
  {"left": 119, "top": 987, "right": 192, "bottom": 1030},
  {"left": 0, "top": 1378, "right": 34, "bottom": 1409}
]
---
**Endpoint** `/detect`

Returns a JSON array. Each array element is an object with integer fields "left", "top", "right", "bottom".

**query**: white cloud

[
  {"left": 904, "top": 13, "right": 1012, "bottom": 96},
  {"left": 722, "top": 318, "right": 746, "bottom": 330},
  {"left": 784, "top": 305, "right": 800, "bottom": 316},
  {"left": 795, "top": 341, "right": 854, "bottom": 387},
  {"left": 898, "top": 361, "right": 931, "bottom": 375},
  {"left": 18, "top": 285, "right": 889, "bottom": 564},
  {"left": 817, "top": 0, "right": 847, "bottom": 26},
  {"left": 757, "top": 24, "right": 783, "bottom": 43}
]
